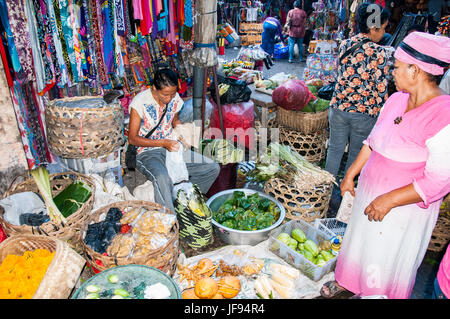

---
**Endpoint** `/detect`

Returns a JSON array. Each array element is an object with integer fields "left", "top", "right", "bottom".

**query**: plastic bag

[
  {"left": 272, "top": 79, "right": 315, "bottom": 111},
  {"left": 317, "top": 82, "right": 336, "bottom": 101},
  {"left": 336, "top": 191, "right": 355, "bottom": 224},
  {"left": 178, "top": 97, "right": 213, "bottom": 124},
  {"left": 0, "top": 192, "right": 46, "bottom": 226},
  {"left": 166, "top": 142, "right": 189, "bottom": 185},
  {"left": 209, "top": 99, "right": 255, "bottom": 149},
  {"left": 210, "top": 74, "right": 252, "bottom": 105}
]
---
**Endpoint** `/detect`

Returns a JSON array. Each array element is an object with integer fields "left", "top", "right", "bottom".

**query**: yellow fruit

[
  {"left": 194, "top": 277, "right": 219, "bottom": 299},
  {"left": 182, "top": 288, "right": 199, "bottom": 299},
  {"left": 218, "top": 275, "right": 241, "bottom": 299}
]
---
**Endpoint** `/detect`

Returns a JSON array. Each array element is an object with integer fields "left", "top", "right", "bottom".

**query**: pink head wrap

[{"left": 394, "top": 32, "right": 450, "bottom": 75}]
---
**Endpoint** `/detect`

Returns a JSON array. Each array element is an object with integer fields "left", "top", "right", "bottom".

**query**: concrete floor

[{"left": 120, "top": 46, "right": 446, "bottom": 299}]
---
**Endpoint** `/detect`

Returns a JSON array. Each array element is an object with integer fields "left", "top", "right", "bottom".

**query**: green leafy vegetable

[{"left": 30, "top": 167, "right": 66, "bottom": 224}]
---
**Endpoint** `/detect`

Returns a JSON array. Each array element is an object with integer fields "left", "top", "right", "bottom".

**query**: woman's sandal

[{"left": 320, "top": 281, "right": 349, "bottom": 298}]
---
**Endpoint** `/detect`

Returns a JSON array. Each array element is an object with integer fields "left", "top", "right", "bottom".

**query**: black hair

[
  {"left": 407, "top": 24, "right": 424, "bottom": 33},
  {"left": 294, "top": 0, "right": 302, "bottom": 9},
  {"left": 152, "top": 68, "right": 178, "bottom": 90},
  {"left": 356, "top": 3, "right": 390, "bottom": 34}
]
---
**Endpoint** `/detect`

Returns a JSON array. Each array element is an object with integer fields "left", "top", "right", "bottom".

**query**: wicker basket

[
  {"left": 81, "top": 201, "right": 180, "bottom": 276},
  {"left": 276, "top": 107, "right": 329, "bottom": 134},
  {"left": 264, "top": 177, "right": 333, "bottom": 223},
  {"left": 428, "top": 211, "right": 450, "bottom": 252},
  {"left": 45, "top": 96, "right": 124, "bottom": 159},
  {"left": 0, "top": 235, "right": 85, "bottom": 299},
  {"left": 279, "top": 125, "right": 328, "bottom": 164},
  {"left": 0, "top": 172, "right": 96, "bottom": 254}
]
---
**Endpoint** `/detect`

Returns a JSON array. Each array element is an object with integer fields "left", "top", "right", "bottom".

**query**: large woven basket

[
  {"left": 45, "top": 96, "right": 124, "bottom": 159},
  {"left": 279, "top": 125, "right": 328, "bottom": 164},
  {"left": 0, "top": 172, "right": 95, "bottom": 254},
  {"left": 81, "top": 201, "right": 180, "bottom": 276},
  {"left": 264, "top": 177, "right": 333, "bottom": 223},
  {"left": 0, "top": 235, "right": 85, "bottom": 299},
  {"left": 276, "top": 107, "right": 329, "bottom": 134},
  {"left": 428, "top": 210, "right": 450, "bottom": 252}
]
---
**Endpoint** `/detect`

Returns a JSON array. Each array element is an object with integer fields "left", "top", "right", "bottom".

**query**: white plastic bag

[
  {"left": 336, "top": 191, "right": 355, "bottom": 224},
  {"left": 133, "top": 180, "right": 155, "bottom": 202},
  {"left": 0, "top": 192, "right": 46, "bottom": 225},
  {"left": 166, "top": 142, "right": 189, "bottom": 185}
]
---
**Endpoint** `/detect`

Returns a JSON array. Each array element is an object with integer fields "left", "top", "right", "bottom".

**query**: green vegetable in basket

[
  {"left": 288, "top": 237, "right": 298, "bottom": 250},
  {"left": 320, "top": 250, "right": 334, "bottom": 262},
  {"left": 297, "top": 243, "right": 305, "bottom": 252},
  {"left": 314, "top": 255, "right": 327, "bottom": 267},
  {"left": 291, "top": 228, "right": 307, "bottom": 243},
  {"left": 304, "top": 239, "right": 319, "bottom": 257},
  {"left": 276, "top": 233, "right": 291, "bottom": 245},
  {"left": 53, "top": 180, "right": 92, "bottom": 218},
  {"left": 302, "top": 250, "right": 315, "bottom": 263},
  {"left": 30, "top": 167, "right": 66, "bottom": 223}
]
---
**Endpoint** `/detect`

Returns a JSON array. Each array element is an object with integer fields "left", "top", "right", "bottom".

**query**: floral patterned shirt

[
  {"left": 130, "top": 88, "right": 184, "bottom": 154},
  {"left": 330, "top": 34, "right": 390, "bottom": 117}
]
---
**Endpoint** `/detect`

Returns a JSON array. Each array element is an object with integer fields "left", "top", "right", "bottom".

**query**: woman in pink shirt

[{"left": 320, "top": 32, "right": 450, "bottom": 299}]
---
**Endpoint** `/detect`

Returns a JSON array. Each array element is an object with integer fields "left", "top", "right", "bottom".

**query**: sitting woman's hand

[
  {"left": 164, "top": 139, "right": 181, "bottom": 152},
  {"left": 340, "top": 176, "right": 356, "bottom": 197}
]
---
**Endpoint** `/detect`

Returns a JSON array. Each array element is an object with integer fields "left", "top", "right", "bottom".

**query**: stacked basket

[
  {"left": 276, "top": 107, "right": 329, "bottom": 165},
  {"left": 45, "top": 96, "right": 124, "bottom": 180},
  {"left": 264, "top": 104, "right": 332, "bottom": 223}
]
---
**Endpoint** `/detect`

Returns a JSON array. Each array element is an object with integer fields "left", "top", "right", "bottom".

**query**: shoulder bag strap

[
  {"left": 143, "top": 104, "right": 168, "bottom": 139},
  {"left": 339, "top": 38, "right": 371, "bottom": 63}
]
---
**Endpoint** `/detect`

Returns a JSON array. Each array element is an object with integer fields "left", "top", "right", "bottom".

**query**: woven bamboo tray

[
  {"left": 0, "top": 172, "right": 96, "bottom": 254},
  {"left": 45, "top": 96, "right": 124, "bottom": 159},
  {"left": 264, "top": 177, "right": 333, "bottom": 223},
  {"left": 0, "top": 235, "right": 85, "bottom": 299},
  {"left": 276, "top": 107, "right": 329, "bottom": 134},
  {"left": 428, "top": 210, "right": 450, "bottom": 252},
  {"left": 279, "top": 125, "right": 328, "bottom": 164},
  {"left": 81, "top": 201, "right": 180, "bottom": 276}
]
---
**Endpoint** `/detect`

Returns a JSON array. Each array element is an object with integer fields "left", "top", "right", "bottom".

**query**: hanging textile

[
  {"left": 90, "top": 0, "right": 109, "bottom": 85},
  {"left": 77, "top": 0, "right": 98, "bottom": 89},
  {"left": 115, "top": 0, "right": 126, "bottom": 36},
  {"left": 5, "top": 0, "right": 35, "bottom": 83},
  {"left": 0, "top": 2, "right": 23, "bottom": 75},
  {"left": 11, "top": 79, "right": 51, "bottom": 169}
]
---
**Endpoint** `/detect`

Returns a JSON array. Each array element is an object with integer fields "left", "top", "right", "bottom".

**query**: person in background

[
  {"left": 407, "top": 24, "right": 425, "bottom": 34},
  {"left": 439, "top": 68, "right": 450, "bottom": 93},
  {"left": 128, "top": 68, "right": 220, "bottom": 213},
  {"left": 428, "top": 0, "right": 447, "bottom": 34},
  {"left": 433, "top": 244, "right": 449, "bottom": 299},
  {"left": 285, "top": 0, "right": 307, "bottom": 63},
  {"left": 321, "top": 31, "right": 450, "bottom": 299},
  {"left": 325, "top": 2, "right": 391, "bottom": 216},
  {"left": 261, "top": 15, "right": 285, "bottom": 57},
  {"left": 325, "top": 3, "right": 390, "bottom": 182}
]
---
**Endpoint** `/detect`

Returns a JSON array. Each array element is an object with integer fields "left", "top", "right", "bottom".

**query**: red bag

[
  {"left": 0, "top": 224, "right": 7, "bottom": 244},
  {"left": 272, "top": 79, "right": 315, "bottom": 111},
  {"left": 209, "top": 98, "right": 255, "bottom": 149}
]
